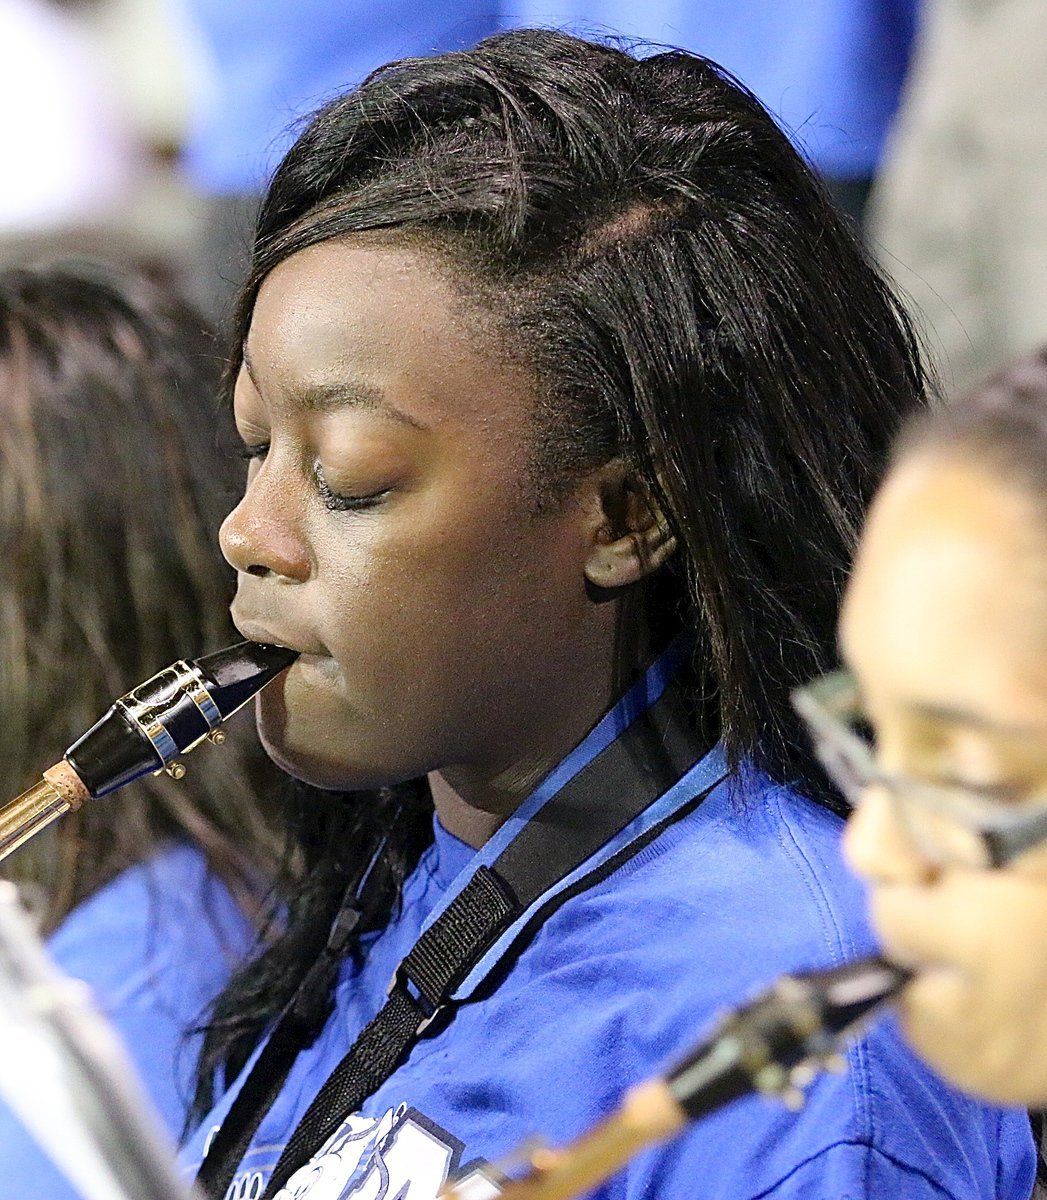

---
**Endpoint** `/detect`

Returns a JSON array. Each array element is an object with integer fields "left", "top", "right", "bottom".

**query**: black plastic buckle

[{"left": 386, "top": 962, "right": 445, "bottom": 1035}]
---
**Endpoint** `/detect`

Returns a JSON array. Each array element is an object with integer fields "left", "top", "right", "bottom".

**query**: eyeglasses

[{"left": 792, "top": 670, "right": 1047, "bottom": 869}]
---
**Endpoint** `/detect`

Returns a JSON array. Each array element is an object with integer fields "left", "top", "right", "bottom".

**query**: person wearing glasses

[{"left": 793, "top": 348, "right": 1047, "bottom": 1106}]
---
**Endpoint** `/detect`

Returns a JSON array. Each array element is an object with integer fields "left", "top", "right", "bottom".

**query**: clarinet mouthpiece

[
  {"left": 665, "top": 954, "right": 913, "bottom": 1119},
  {"left": 0, "top": 641, "right": 298, "bottom": 862},
  {"left": 65, "top": 641, "right": 298, "bottom": 796},
  {"left": 193, "top": 641, "right": 301, "bottom": 720}
]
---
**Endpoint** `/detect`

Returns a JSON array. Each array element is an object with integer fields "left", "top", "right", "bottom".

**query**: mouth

[
  {"left": 230, "top": 612, "right": 323, "bottom": 660},
  {"left": 229, "top": 609, "right": 345, "bottom": 696},
  {"left": 869, "top": 935, "right": 963, "bottom": 984}
]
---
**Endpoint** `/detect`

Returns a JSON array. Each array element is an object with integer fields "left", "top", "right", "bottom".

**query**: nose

[
  {"left": 843, "top": 785, "right": 940, "bottom": 886},
  {"left": 219, "top": 471, "right": 311, "bottom": 583}
]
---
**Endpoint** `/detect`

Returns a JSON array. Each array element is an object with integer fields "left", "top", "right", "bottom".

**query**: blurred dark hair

[
  {"left": 895, "top": 346, "right": 1047, "bottom": 516},
  {"left": 0, "top": 260, "right": 282, "bottom": 928},
  {"left": 191, "top": 29, "right": 929, "bottom": 1117}
]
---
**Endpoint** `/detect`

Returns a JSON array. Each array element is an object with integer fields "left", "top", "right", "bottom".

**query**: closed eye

[
  {"left": 314, "top": 465, "right": 390, "bottom": 513},
  {"left": 238, "top": 442, "right": 270, "bottom": 462}
]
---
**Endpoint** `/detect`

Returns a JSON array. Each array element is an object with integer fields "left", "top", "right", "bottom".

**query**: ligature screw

[
  {"left": 789, "top": 1062, "right": 818, "bottom": 1088},
  {"left": 824, "top": 1053, "right": 848, "bottom": 1075},
  {"left": 207, "top": 730, "right": 226, "bottom": 745},
  {"left": 165, "top": 762, "right": 187, "bottom": 780},
  {"left": 754, "top": 1063, "right": 787, "bottom": 1094}
]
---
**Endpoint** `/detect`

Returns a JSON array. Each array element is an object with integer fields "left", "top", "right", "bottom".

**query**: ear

[{"left": 583, "top": 460, "right": 677, "bottom": 590}]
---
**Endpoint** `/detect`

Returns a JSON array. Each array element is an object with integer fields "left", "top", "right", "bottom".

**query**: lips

[{"left": 230, "top": 611, "right": 326, "bottom": 660}]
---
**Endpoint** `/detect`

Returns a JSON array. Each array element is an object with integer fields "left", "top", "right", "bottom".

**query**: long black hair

[{"left": 191, "top": 29, "right": 929, "bottom": 1119}]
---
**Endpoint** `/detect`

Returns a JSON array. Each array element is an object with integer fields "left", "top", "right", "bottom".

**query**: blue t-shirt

[
  {"left": 0, "top": 843, "right": 257, "bottom": 1200},
  {"left": 181, "top": 668, "right": 1034, "bottom": 1200}
]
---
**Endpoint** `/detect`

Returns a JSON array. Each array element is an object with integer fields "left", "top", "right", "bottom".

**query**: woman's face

[
  {"left": 220, "top": 238, "right": 624, "bottom": 817},
  {"left": 840, "top": 453, "right": 1047, "bottom": 1103}
]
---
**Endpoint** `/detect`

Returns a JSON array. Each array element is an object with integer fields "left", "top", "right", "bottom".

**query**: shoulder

[
  {"left": 516, "top": 773, "right": 1034, "bottom": 1198},
  {"left": 47, "top": 840, "right": 256, "bottom": 1020},
  {"left": 540, "top": 774, "right": 873, "bottom": 1011},
  {"left": 489, "top": 772, "right": 866, "bottom": 1096}
]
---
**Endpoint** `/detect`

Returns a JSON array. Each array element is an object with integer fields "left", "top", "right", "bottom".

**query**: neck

[
  {"left": 428, "top": 694, "right": 613, "bottom": 847},
  {"left": 430, "top": 602, "right": 666, "bottom": 848},
  {"left": 428, "top": 766, "right": 545, "bottom": 847}
]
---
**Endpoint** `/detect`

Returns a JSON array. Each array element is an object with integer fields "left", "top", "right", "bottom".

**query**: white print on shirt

[
  {"left": 224, "top": 1168, "right": 266, "bottom": 1200},
  {"left": 265, "top": 1105, "right": 502, "bottom": 1200}
]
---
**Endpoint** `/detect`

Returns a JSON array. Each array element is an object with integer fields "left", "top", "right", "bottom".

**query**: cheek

[
  {"left": 871, "top": 877, "right": 1025, "bottom": 970},
  {"left": 322, "top": 495, "right": 586, "bottom": 640},
  {"left": 299, "top": 479, "right": 598, "bottom": 743}
]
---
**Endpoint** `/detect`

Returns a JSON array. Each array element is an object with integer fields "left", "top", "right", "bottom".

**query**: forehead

[
  {"left": 841, "top": 455, "right": 1047, "bottom": 721},
  {"left": 243, "top": 238, "right": 529, "bottom": 434}
]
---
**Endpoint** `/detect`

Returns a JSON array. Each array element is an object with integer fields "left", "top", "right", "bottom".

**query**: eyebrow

[
  {"left": 241, "top": 344, "right": 427, "bottom": 431},
  {"left": 838, "top": 645, "right": 1045, "bottom": 739},
  {"left": 907, "top": 700, "right": 1043, "bottom": 739}
]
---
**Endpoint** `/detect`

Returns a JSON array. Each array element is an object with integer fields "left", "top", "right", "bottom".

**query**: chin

[
  {"left": 257, "top": 730, "right": 367, "bottom": 790},
  {"left": 254, "top": 674, "right": 356, "bottom": 788},
  {"left": 254, "top": 680, "right": 438, "bottom": 791},
  {"left": 256, "top": 724, "right": 422, "bottom": 793}
]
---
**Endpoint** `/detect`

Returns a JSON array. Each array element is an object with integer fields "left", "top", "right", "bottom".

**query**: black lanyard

[{"left": 198, "top": 680, "right": 721, "bottom": 1199}]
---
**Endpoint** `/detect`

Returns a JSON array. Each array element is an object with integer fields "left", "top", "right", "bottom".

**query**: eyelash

[
  {"left": 953, "top": 779, "right": 1028, "bottom": 804},
  {"left": 237, "top": 442, "right": 388, "bottom": 512},
  {"left": 313, "top": 468, "right": 388, "bottom": 513}
]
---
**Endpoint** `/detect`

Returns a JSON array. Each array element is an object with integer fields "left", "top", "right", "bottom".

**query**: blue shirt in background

[
  {"left": 182, "top": 0, "right": 500, "bottom": 193},
  {"left": 0, "top": 843, "right": 256, "bottom": 1200},
  {"left": 182, "top": 0, "right": 916, "bottom": 195},
  {"left": 501, "top": 0, "right": 918, "bottom": 177}
]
